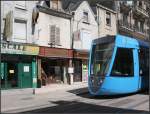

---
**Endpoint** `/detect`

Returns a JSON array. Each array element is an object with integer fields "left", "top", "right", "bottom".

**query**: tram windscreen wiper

[{"left": 101, "top": 55, "right": 112, "bottom": 76}]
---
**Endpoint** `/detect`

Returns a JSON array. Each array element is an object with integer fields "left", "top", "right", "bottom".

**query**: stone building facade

[
  {"left": 1, "top": 1, "right": 39, "bottom": 89},
  {"left": 116, "top": 0, "right": 149, "bottom": 40}
]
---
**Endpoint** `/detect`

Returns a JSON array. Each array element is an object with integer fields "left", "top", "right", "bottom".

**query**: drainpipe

[
  {"left": 69, "top": 11, "right": 75, "bottom": 85},
  {"left": 96, "top": 4, "right": 100, "bottom": 37}
]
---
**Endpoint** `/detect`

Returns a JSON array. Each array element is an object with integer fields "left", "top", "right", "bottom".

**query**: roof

[
  {"left": 93, "top": 35, "right": 115, "bottom": 44},
  {"left": 62, "top": 0, "right": 84, "bottom": 12}
]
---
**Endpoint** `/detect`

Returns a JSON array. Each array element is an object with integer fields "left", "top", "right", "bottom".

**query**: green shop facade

[{"left": 1, "top": 42, "right": 39, "bottom": 89}]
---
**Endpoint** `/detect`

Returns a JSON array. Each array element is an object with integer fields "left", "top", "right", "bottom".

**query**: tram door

[{"left": 139, "top": 47, "right": 149, "bottom": 89}]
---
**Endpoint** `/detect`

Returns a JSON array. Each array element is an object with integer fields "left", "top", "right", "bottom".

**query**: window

[
  {"left": 123, "top": 14, "right": 128, "bottom": 26},
  {"left": 111, "top": 48, "right": 134, "bottom": 76},
  {"left": 140, "top": 21, "right": 144, "bottom": 33},
  {"left": 50, "top": 25, "right": 60, "bottom": 46},
  {"left": 83, "top": 12, "right": 89, "bottom": 23},
  {"left": 139, "top": 1, "right": 142, "bottom": 8},
  {"left": 91, "top": 43, "right": 114, "bottom": 76},
  {"left": 15, "top": 1, "right": 26, "bottom": 9},
  {"left": 52, "top": 0, "right": 58, "bottom": 9},
  {"left": 106, "top": 12, "right": 111, "bottom": 26},
  {"left": 139, "top": 47, "right": 149, "bottom": 77},
  {"left": 14, "top": 19, "right": 27, "bottom": 42},
  {"left": 134, "top": 20, "right": 139, "bottom": 31}
]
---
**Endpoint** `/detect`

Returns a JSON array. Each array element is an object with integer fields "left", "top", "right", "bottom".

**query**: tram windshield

[{"left": 90, "top": 43, "right": 114, "bottom": 76}]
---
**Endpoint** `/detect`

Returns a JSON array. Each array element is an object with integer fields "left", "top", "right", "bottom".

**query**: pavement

[
  {"left": 1, "top": 82, "right": 149, "bottom": 113},
  {"left": 1, "top": 82, "right": 88, "bottom": 113}
]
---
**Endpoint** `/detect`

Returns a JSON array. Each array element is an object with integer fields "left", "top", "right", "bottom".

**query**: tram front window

[{"left": 90, "top": 43, "right": 114, "bottom": 76}]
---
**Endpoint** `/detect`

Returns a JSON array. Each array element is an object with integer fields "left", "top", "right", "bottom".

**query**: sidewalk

[
  {"left": 1, "top": 82, "right": 88, "bottom": 113},
  {"left": 2, "top": 82, "right": 88, "bottom": 95}
]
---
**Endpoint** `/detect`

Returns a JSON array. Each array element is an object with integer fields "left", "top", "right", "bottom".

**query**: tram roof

[{"left": 93, "top": 34, "right": 149, "bottom": 48}]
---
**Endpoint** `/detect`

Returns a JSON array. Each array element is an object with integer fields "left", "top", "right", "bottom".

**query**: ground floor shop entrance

[
  {"left": 7, "top": 62, "right": 18, "bottom": 88},
  {"left": 40, "top": 58, "right": 69, "bottom": 85},
  {"left": 73, "top": 59, "right": 88, "bottom": 82},
  {"left": 73, "top": 50, "right": 89, "bottom": 82},
  {"left": 74, "top": 60, "right": 82, "bottom": 82},
  {"left": 1, "top": 55, "right": 36, "bottom": 89}
]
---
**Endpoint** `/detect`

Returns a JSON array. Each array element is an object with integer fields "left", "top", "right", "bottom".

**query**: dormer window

[
  {"left": 139, "top": 1, "right": 142, "bottom": 8},
  {"left": 106, "top": 12, "right": 111, "bottom": 26},
  {"left": 52, "top": 0, "right": 58, "bottom": 9},
  {"left": 83, "top": 11, "right": 89, "bottom": 23}
]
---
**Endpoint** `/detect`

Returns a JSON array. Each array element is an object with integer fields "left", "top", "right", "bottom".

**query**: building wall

[
  {"left": 97, "top": 4, "right": 117, "bottom": 37},
  {"left": 1, "top": 1, "right": 38, "bottom": 43},
  {"left": 35, "top": 12, "right": 71, "bottom": 49},
  {"left": 116, "top": 1, "right": 149, "bottom": 39},
  {"left": 72, "top": 1, "right": 98, "bottom": 50}
]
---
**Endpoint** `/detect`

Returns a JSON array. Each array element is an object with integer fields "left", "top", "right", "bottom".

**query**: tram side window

[
  {"left": 139, "top": 48, "right": 149, "bottom": 77},
  {"left": 111, "top": 48, "right": 134, "bottom": 76}
]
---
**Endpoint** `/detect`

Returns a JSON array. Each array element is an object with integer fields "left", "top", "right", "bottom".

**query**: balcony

[
  {"left": 134, "top": 25, "right": 145, "bottom": 34},
  {"left": 118, "top": 20, "right": 149, "bottom": 39},
  {"left": 118, "top": 20, "right": 133, "bottom": 31},
  {"left": 133, "top": 5, "right": 149, "bottom": 19}
]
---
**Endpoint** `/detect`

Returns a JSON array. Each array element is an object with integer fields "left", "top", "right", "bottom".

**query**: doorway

[
  {"left": 7, "top": 62, "right": 18, "bottom": 88},
  {"left": 20, "top": 63, "right": 32, "bottom": 88},
  {"left": 74, "top": 60, "right": 82, "bottom": 82}
]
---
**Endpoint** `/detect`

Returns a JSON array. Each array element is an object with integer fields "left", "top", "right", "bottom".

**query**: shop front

[
  {"left": 1, "top": 42, "right": 39, "bottom": 89},
  {"left": 73, "top": 50, "right": 89, "bottom": 82},
  {"left": 38, "top": 47, "right": 73, "bottom": 86}
]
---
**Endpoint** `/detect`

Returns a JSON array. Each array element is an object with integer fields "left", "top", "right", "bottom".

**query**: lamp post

[{"left": 70, "top": 16, "right": 84, "bottom": 85}]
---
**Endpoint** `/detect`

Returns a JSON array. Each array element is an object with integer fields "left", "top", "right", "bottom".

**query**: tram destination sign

[{"left": 1, "top": 42, "right": 39, "bottom": 55}]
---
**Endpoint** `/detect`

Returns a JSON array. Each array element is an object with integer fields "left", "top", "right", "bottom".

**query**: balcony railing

[
  {"left": 118, "top": 20, "right": 133, "bottom": 30},
  {"left": 133, "top": 25, "right": 147, "bottom": 35},
  {"left": 118, "top": 20, "right": 149, "bottom": 38},
  {"left": 134, "top": 5, "right": 149, "bottom": 18}
]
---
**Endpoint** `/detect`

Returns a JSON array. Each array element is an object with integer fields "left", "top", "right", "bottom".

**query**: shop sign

[
  {"left": 1, "top": 42, "right": 39, "bottom": 55},
  {"left": 74, "top": 51, "right": 88, "bottom": 59},
  {"left": 9, "top": 70, "right": 14, "bottom": 74},
  {"left": 68, "top": 67, "right": 74, "bottom": 74}
]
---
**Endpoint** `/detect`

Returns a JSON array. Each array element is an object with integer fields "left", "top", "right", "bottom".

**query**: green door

[
  {"left": 1, "top": 62, "right": 6, "bottom": 89},
  {"left": 21, "top": 63, "right": 32, "bottom": 88}
]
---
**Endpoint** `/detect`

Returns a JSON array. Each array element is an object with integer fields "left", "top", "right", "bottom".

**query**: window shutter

[
  {"left": 50, "top": 25, "right": 56, "bottom": 43},
  {"left": 55, "top": 27, "right": 60, "bottom": 45},
  {"left": 50, "top": 25, "right": 60, "bottom": 45},
  {"left": 4, "top": 11, "right": 13, "bottom": 41},
  {"left": 14, "top": 20, "right": 27, "bottom": 42}
]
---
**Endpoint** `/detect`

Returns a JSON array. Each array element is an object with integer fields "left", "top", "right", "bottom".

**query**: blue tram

[{"left": 88, "top": 34, "right": 149, "bottom": 95}]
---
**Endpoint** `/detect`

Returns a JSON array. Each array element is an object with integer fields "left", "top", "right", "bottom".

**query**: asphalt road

[
  {"left": 2, "top": 85, "right": 149, "bottom": 114},
  {"left": 20, "top": 91, "right": 149, "bottom": 113}
]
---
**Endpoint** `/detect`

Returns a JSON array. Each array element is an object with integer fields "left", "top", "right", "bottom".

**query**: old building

[
  {"left": 116, "top": 0, "right": 149, "bottom": 40},
  {"left": 63, "top": 0, "right": 98, "bottom": 82},
  {"left": 34, "top": 0, "right": 73, "bottom": 86},
  {"left": 1, "top": 1, "right": 39, "bottom": 89},
  {"left": 94, "top": 4, "right": 117, "bottom": 37}
]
